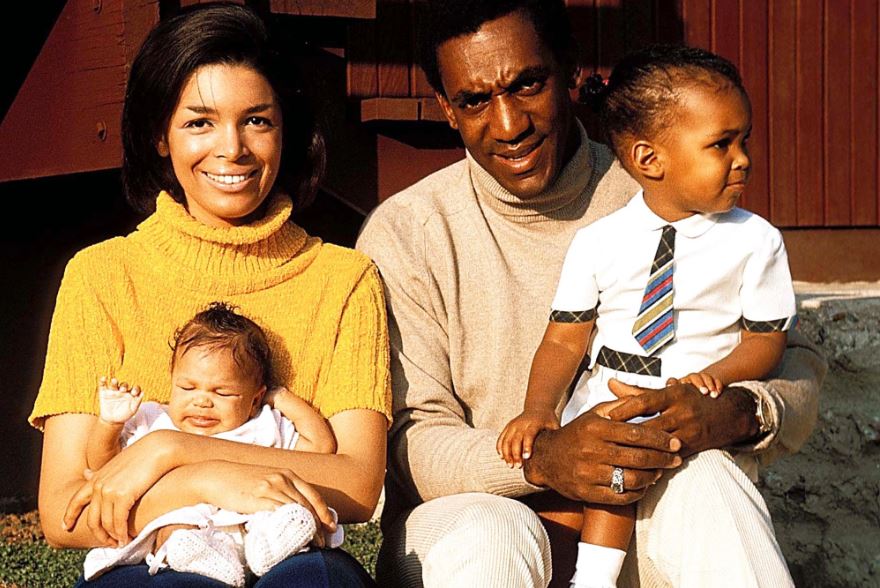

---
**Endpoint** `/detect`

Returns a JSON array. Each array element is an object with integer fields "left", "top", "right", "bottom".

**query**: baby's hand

[
  {"left": 677, "top": 372, "right": 724, "bottom": 398},
  {"left": 264, "top": 386, "right": 293, "bottom": 408},
  {"left": 98, "top": 376, "right": 143, "bottom": 424},
  {"left": 496, "top": 410, "right": 560, "bottom": 469}
]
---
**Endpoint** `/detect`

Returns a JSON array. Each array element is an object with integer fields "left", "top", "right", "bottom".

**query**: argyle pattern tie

[{"left": 632, "top": 225, "right": 676, "bottom": 355}]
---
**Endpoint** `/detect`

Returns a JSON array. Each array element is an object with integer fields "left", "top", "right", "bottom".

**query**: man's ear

[
  {"left": 435, "top": 91, "right": 459, "bottom": 131},
  {"left": 157, "top": 137, "right": 170, "bottom": 157},
  {"left": 568, "top": 64, "right": 586, "bottom": 90},
  {"left": 631, "top": 140, "right": 663, "bottom": 180}
]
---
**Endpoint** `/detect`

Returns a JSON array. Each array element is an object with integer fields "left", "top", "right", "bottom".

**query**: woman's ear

[
  {"left": 156, "top": 137, "right": 170, "bottom": 157},
  {"left": 631, "top": 140, "right": 663, "bottom": 180}
]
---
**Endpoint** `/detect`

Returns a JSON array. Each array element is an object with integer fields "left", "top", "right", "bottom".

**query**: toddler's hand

[
  {"left": 98, "top": 376, "right": 143, "bottom": 424},
  {"left": 677, "top": 372, "right": 724, "bottom": 398},
  {"left": 496, "top": 410, "right": 559, "bottom": 469}
]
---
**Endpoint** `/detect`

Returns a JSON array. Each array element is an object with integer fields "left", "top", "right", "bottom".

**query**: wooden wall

[{"left": 348, "top": 0, "right": 880, "bottom": 229}]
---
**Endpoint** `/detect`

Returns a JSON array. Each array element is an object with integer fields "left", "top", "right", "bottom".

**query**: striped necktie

[{"left": 632, "top": 225, "right": 676, "bottom": 355}]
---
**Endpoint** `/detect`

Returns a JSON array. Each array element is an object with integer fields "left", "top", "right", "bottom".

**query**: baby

[
  {"left": 83, "top": 302, "right": 338, "bottom": 586},
  {"left": 499, "top": 45, "right": 797, "bottom": 588}
]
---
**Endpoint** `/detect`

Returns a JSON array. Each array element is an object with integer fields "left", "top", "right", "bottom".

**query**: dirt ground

[{"left": 761, "top": 283, "right": 880, "bottom": 587}]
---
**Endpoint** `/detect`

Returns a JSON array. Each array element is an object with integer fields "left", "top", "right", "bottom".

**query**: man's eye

[
  {"left": 514, "top": 79, "right": 544, "bottom": 96},
  {"left": 459, "top": 96, "right": 488, "bottom": 110}
]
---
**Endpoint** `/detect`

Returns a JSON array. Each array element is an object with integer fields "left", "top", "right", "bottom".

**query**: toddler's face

[
  {"left": 654, "top": 83, "right": 752, "bottom": 217},
  {"left": 167, "top": 346, "right": 265, "bottom": 436}
]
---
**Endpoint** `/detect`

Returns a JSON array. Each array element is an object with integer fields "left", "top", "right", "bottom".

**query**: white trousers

[{"left": 378, "top": 450, "right": 794, "bottom": 588}]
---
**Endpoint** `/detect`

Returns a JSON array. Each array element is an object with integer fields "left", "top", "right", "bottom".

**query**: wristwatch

[{"left": 753, "top": 393, "right": 773, "bottom": 437}]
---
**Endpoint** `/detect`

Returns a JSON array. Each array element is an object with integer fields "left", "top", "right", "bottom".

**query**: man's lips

[{"left": 492, "top": 139, "right": 544, "bottom": 174}]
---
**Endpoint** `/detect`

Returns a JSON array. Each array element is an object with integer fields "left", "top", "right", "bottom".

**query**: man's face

[{"left": 434, "top": 10, "right": 578, "bottom": 200}]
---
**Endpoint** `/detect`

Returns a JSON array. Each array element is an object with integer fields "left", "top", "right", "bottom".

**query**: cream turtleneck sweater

[
  {"left": 357, "top": 124, "right": 823, "bottom": 513},
  {"left": 32, "top": 192, "right": 391, "bottom": 428}
]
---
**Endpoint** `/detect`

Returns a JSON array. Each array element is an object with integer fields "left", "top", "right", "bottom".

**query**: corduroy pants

[{"left": 378, "top": 450, "right": 794, "bottom": 588}]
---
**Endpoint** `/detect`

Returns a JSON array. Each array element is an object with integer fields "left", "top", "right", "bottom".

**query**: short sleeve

[
  {"left": 313, "top": 265, "right": 391, "bottom": 423},
  {"left": 29, "top": 253, "right": 124, "bottom": 429},
  {"left": 740, "top": 227, "right": 797, "bottom": 331},
  {"left": 549, "top": 229, "right": 599, "bottom": 321}
]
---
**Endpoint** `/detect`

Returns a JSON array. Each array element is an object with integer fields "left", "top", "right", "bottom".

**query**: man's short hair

[
  {"left": 171, "top": 301, "right": 272, "bottom": 387},
  {"left": 417, "top": 0, "right": 574, "bottom": 94}
]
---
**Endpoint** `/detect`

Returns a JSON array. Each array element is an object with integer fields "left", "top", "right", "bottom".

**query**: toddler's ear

[{"left": 631, "top": 140, "right": 663, "bottom": 180}]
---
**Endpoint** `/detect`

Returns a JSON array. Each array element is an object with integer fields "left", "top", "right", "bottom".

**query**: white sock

[{"left": 570, "top": 541, "right": 627, "bottom": 588}]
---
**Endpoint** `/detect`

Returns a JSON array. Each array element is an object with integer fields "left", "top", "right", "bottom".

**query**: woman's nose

[{"left": 215, "top": 125, "right": 249, "bottom": 160}]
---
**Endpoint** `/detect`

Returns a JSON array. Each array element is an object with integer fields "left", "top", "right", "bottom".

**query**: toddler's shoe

[
  {"left": 163, "top": 527, "right": 246, "bottom": 587},
  {"left": 244, "top": 502, "right": 317, "bottom": 576}
]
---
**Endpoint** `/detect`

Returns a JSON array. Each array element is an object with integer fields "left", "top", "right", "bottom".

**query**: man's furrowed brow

[{"left": 508, "top": 65, "right": 551, "bottom": 87}]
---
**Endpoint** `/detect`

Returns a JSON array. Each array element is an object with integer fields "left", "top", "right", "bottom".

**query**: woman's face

[{"left": 158, "top": 63, "right": 283, "bottom": 228}]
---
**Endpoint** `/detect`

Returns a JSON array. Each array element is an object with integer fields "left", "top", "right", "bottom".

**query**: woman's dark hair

[
  {"left": 417, "top": 0, "right": 574, "bottom": 95},
  {"left": 583, "top": 44, "right": 746, "bottom": 159},
  {"left": 122, "top": 2, "right": 325, "bottom": 214},
  {"left": 171, "top": 301, "right": 272, "bottom": 387}
]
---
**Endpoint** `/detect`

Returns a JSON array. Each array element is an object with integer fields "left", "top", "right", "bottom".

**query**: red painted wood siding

[{"left": 348, "top": 0, "right": 880, "bottom": 228}]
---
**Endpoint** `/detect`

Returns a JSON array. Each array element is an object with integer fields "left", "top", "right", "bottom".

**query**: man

[{"left": 357, "top": 1, "right": 825, "bottom": 586}]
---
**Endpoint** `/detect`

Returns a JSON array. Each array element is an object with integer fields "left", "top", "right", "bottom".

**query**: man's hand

[
  {"left": 523, "top": 412, "right": 681, "bottom": 505},
  {"left": 607, "top": 378, "right": 760, "bottom": 457}
]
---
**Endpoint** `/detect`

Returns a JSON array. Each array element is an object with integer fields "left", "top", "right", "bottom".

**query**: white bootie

[
  {"left": 162, "top": 527, "right": 246, "bottom": 587},
  {"left": 245, "top": 503, "right": 317, "bottom": 576}
]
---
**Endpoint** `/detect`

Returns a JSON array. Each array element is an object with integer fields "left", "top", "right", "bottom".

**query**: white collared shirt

[{"left": 551, "top": 190, "right": 797, "bottom": 378}]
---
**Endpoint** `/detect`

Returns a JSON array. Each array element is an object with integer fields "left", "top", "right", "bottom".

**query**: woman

[{"left": 29, "top": 4, "right": 389, "bottom": 586}]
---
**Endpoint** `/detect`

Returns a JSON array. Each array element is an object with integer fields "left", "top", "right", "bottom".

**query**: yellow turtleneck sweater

[{"left": 31, "top": 192, "right": 391, "bottom": 429}]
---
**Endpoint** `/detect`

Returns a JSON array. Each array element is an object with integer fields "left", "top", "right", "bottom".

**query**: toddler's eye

[{"left": 712, "top": 138, "right": 731, "bottom": 150}]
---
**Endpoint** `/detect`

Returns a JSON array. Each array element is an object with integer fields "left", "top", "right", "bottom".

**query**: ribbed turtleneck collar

[
  {"left": 468, "top": 121, "right": 595, "bottom": 223},
  {"left": 134, "top": 191, "right": 320, "bottom": 295}
]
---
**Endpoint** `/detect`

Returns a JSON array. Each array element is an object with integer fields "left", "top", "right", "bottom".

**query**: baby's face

[{"left": 167, "top": 346, "right": 265, "bottom": 436}]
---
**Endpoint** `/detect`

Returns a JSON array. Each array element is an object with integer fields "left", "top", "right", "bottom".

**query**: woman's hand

[
  {"left": 193, "top": 461, "right": 337, "bottom": 541},
  {"left": 63, "top": 429, "right": 181, "bottom": 546}
]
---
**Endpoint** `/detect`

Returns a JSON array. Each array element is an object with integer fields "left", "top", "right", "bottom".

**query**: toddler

[
  {"left": 83, "top": 302, "right": 339, "bottom": 586},
  {"left": 498, "top": 45, "right": 797, "bottom": 588}
]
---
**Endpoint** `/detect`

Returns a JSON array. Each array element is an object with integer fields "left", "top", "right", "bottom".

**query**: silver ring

[{"left": 611, "top": 467, "right": 625, "bottom": 494}]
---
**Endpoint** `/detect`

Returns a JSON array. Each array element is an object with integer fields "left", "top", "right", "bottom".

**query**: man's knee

[{"left": 382, "top": 493, "right": 552, "bottom": 588}]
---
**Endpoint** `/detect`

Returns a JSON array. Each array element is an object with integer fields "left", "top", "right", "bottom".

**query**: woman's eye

[
  {"left": 184, "top": 119, "right": 211, "bottom": 129},
  {"left": 246, "top": 116, "right": 273, "bottom": 127}
]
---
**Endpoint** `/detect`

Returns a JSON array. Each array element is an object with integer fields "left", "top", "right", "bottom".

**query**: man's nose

[{"left": 490, "top": 95, "right": 531, "bottom": 143}]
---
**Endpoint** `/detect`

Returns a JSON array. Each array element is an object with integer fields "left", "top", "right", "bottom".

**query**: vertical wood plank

[
  {"left": 823, "top": 0, "right": 852, "bottom": 225},
  {"left": 850, "top": 0, "right": 878, "bottom": 225},
  {"left": 682, "top": 0, "right": 711, "bottom": 49},
  {"left": 622, "top": 0, "right": 654, "bottom": 50},
  {"left": 410, "top": 0, "right": 434, "bottom": 97},
  {"left": 346, "top": 21, "right": 378, "bottom": 97},
  {"left": 655, "top": 0, "right": 685, "bottom": 44},
  {"left": 596, "top": 0, "right": 625, "bottom": 72},
  {"left": 376, "top": 0, "right": 411, "bottom": 97},
  {"left": 796, "top": 0, "right": 824, "bottom": 226},
  {"left": 712, "top": 0, "right": 740, "bottom": 66},
  {"left": 568, "top": 0, "right": 598, "bottom": 72},
  {"left": 769, "top": 0, "right": 798, "bottom": 225},
  {"left": 739, "top": 0, "right": 770, "bottom": 220}
]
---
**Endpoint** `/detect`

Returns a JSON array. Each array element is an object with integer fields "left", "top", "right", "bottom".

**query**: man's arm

[{"left": 608, "top": 328, "right": 825, "bottom": 461}]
